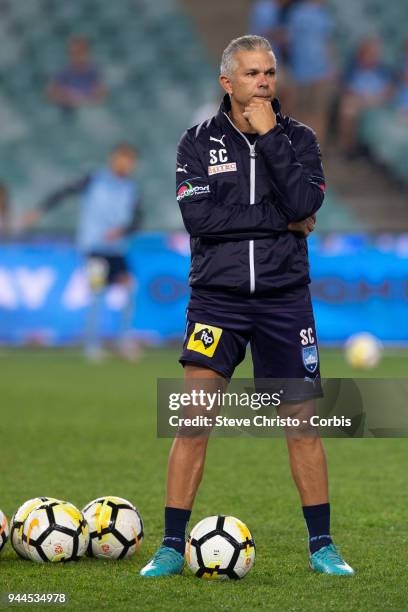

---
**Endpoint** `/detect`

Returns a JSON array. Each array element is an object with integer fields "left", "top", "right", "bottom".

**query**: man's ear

[{"left": 219, "top": 74, "right": 233, "bottom": 95}]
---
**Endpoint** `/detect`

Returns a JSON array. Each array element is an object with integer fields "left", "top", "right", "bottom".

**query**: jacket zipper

[
  {"left": 248, "top": 144, "right": 256, "bottom": 294},
  {"left": 223, "top": 113, "right": 257, "bottom": 294}
]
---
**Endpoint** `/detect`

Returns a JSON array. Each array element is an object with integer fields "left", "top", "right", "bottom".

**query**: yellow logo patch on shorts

[{"left": 187, "top": 323, "right": 223, "bottom": 358}]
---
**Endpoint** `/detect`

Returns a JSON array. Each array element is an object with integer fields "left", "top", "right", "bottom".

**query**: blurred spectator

[
  {"left": 394, "top": 68, "right": 408, "bottom": 116},
  {"left": 249, "top": 0, "right": 285, "bottom": 62},
  {"left": 47, "top": 36, "right": 106, "bottom": 114},
  {"left": 286, "top": 0, "right": 336, "bottom": 149},
  {"left": 248, "top": 0, "right": 297, "bottom": 115},
  {"left": 394, "top": 44, "right": 408, "bottom": 117},
  {"left": 0, "top": 182, "right": 10, "bottom": 237},
  {"left": 338, "top": 37, "right": 394, "bottom": 156}
]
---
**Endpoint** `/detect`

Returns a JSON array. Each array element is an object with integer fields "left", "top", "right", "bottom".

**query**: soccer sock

[
  {"left": 162, "top": 506, "right": 191, "bottom": 555},
  {"left": 84, "top": 289, "right": 104, "bottom": 353},
  {"left": 302, "top": 503, "right": 333, "bottom": 554},
  {"left": 118, "top": 284, "right": 135, "bottom": 343}
]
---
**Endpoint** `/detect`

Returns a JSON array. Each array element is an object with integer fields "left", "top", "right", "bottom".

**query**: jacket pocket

[{"left": 191, "top": 240, "right": 249, "bottom": 291}]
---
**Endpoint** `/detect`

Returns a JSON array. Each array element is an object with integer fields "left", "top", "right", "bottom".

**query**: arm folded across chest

[
  {"left": 256, "top": 125, "right": 326, "bottom": 222},
  {"left": 176, "top": 131, "right": 290, "bottom": 240}
]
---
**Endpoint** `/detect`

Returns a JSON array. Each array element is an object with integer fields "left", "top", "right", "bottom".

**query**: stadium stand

[
  {"left": 359, "top": 109, "right": 408, "bottom": 185},
  {"left": 328, "top": 0, "right": 406, "bottom": 64},
  {"left": 327, "top": 0, "right": 408, "bottom": 185},
  {"left": 0, "top": 0, "right": 216, "bottom": 232},
  {"left": 0, "top": 0, "right": 383, "bottom": 233}
]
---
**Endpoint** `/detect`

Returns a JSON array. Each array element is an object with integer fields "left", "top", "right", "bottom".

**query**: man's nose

[{"left": 257, "top": 73, "right": 268, "bottom": 87}]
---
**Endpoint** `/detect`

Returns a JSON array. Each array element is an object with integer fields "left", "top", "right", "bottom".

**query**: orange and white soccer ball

[
  {"left": 22, "top": 500, "right": 89, "bottom": 562},
  {"left": 186, "top": 515, "right": 255, "bottom": 579},
  {"left": 82, "top": 496, "right": 144, "bottom": 560},
  {"left": 10, "top": 497, "right": 60, "bottom": 558},
  {"left": 0, "top": 509, "right": 9, "bottom": 553}
]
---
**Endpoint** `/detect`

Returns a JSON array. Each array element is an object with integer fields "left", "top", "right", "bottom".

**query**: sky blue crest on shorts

[{"left": 302, "top": 345, "right": 318, "bottom": 373}]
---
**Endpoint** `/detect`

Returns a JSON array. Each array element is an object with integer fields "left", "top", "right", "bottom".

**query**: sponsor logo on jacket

[
  {"left": 208, "top": 162, "right": 237, "bottom": 175},
  {"left": 177, "top": 178, "right": 210, "bottom": 202}
]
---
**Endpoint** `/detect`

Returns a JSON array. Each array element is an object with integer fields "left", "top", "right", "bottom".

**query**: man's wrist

[
  {"left": 258, "top": 123, "right": 278, "bottom": 136},
  {"left": 257, "top": 124, "right": 282, "bottom": 139}
]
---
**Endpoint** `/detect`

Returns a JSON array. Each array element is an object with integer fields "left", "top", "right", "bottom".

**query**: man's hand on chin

[{"left": 243, "top": 98, "right": 277, "bottom": 135}]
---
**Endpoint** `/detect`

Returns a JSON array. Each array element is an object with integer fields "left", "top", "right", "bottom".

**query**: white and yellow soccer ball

[
  {"left": 0, "top": 509, "right": 9, "bottom": 553},
  {"left": 344, "top": 332, "right": 383, "bottom": 369},
  {"left": 186, "top": 515, "right": 255, "bottom": 580},
  {"left": 82, "top": 496, "right": 144, "bottom": 560},
  {"left": 22, "top": 500, "right": 89, "bottom": 562},
  {"left": 10, "top": 497, "right": 60, "bottom": 559}
]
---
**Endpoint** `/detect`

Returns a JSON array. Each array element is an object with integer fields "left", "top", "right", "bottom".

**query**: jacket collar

[{"left": 216, "top": 93, "right": 287, "bottom": 143}]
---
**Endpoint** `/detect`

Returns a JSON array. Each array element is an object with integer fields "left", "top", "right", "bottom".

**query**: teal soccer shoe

[
  {"left": 310, "top": 544, "right": 355, "bottom": 575},
  {"left": 140, "top": 546, "right": 184, "bottom": 577}
]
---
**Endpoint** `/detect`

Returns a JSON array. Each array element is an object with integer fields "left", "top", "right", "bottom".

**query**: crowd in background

[
  {"left": 42, "top": 0, "right": 408, "bottom": 159},
  {"left": 1, "top": 0, "right": 407, "bottom": 240},
  {"left": 0, "top": 37, "right": 107, "bottom": 238},
  {"left": 249, "top": 0, "right": 408, "bottom": 156}
]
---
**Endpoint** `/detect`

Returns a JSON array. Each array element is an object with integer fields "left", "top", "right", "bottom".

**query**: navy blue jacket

[{"left": 176, "top": 94, "right": 325, "bottom": 296}]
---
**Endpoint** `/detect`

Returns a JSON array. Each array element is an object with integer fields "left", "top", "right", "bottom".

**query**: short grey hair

[{"left": 220, "top": 35, "right": 276, "bottom": 78}]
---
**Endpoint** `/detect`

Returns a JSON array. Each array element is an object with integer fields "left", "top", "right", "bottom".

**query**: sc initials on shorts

[{"left": 300, "top": 327, "right": 315, "bottom": 345}]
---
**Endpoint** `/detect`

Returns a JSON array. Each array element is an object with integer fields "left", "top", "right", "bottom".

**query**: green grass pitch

[{"left": 0, "top": 348, "right": 407, "bottom": 610}]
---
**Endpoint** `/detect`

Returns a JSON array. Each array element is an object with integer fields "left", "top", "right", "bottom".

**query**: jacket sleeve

[
  {"left": 256, "top": 125, "right": 325, "bottom": 222},
  {"left": 176, "top": 130, "right": 289, "bottom": 240}
]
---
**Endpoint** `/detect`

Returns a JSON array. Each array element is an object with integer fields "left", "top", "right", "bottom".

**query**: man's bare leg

[
  {"left": 338, "top": 94, "right": 360, "bottom": 155},
  {"left": 284, "top": 401, "right": 354, "bottom": 573},
  {"left": 285, "top": 400, "right": 329, "bottom": 506},
  {"left": 283, "top": 399, "right": 341, "bottom": 566},
  {"left": 140, "top": 364, "right": 226, "bottom": 576},
  {"left": 166, "top": 364, "right": 226, "bottom": 509}
]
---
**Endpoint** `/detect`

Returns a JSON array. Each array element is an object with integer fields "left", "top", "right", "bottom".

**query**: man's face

[
  {"left": 69, "top": 39, "right": 90, "bottom": 68},
  {"left": 358, "top": 40, "right": 381, "bottom": 69},
  {"left": 220, "top": 49, "right": 277, "bottom": 109},
  {"left": 110, "top": 151, "right": 136, "bottom": 177}
]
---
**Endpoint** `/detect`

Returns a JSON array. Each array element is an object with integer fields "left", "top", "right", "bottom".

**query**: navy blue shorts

[
  {"left": 179, "top": 291, "right": 322, "bottom": 402},
  {"left": 87, "top": 252, "right": 129, "bottom": 285}
]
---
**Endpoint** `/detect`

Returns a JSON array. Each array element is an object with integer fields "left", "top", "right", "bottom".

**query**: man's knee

[
  {"left": 176, "top": 414, "right": 215, "bottom": 439},
  {"left": 280, "top": 400, "right": 319, "bottom": 438}
]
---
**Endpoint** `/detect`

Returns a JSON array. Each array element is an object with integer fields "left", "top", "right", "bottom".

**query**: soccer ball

[
  {"left": 344, "top": 332, "right": 382, "bottom": 369},
  {"left": 22, "top": 500, "right": 89, "bottom": 562},
  {"left": 0, "top": 509, "right": 9, "bottom": 553},
  {"left": 10, "top": 497, "right": 59, "bottom": 559},
  {"left": 82, "top": 496, "right": 144, "bottom": 560},
  {"left": 186, "top": 515, "right": 255, "bottom": 579}
]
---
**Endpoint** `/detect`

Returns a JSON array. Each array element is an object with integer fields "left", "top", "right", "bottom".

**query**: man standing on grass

[
  {"left": 140, "top": 35, "right": 354, "bottom": 577},
  {"left": 24, "top": 143, "right": 142, "bottom": 362}
]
